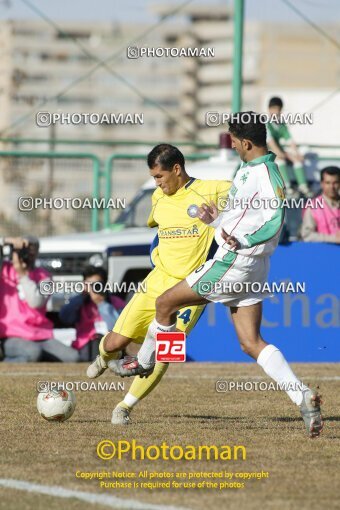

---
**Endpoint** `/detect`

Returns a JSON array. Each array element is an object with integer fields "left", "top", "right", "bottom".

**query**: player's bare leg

[
  {"left": 103, "top": 331, "right": 132, "bottom": 352},
  {"left": 156, "top": 280, "right": 208, "bottom": 324},
  {"left": 115, "top": 280, "right": 208, "bottom": 377},
  {"left": 230, "top": 303, "right": 323, "bottom": 438},
  {"left": 229, "top": 303, "right": 267, "bottom": 359},
  {"left": 109, "top": 281, "right": 206, "bottom": 421}
]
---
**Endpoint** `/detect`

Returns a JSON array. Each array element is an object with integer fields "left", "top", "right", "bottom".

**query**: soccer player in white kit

[{"left": 115, "top": 112, "right": 323, "bottom": 438}]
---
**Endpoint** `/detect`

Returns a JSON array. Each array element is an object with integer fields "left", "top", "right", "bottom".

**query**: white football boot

[
  {"left": 86, "top": 355, "right": 108, "bottom": 379},
  {"left": 111, "top": 405, "right": 131, "bottom": 425}
]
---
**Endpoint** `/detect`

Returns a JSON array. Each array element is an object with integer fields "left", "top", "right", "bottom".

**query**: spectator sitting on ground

[
  {"left": 0, "top": 236, "right": 78, "bottom": 362},
  {"left": 301, "top": 166, "right": 340, "bottom": 243},
  {"left": 267, "top": 96, "right": 312, "bottom": 198},
  {"left": 59, "top": 265, "right": 125, "bottom": 362}
]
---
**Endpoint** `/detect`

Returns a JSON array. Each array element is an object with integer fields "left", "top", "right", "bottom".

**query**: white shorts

[{"left": 186, "top": 250, "right": 270, "bottom": 307}]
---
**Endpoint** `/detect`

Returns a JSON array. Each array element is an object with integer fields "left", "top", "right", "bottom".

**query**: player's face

[
  {"left": 230, "top": 133, "right": 248, "bottom": 162},
  {"left": 150, "top": 164, "right": 181, "bottom": 195},
  {"left": 321, "top": 174, "right": 339, "bottom": 200}
]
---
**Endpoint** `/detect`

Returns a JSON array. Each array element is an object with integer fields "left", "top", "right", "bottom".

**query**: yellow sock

[
  {"left": 99, "top": 333, "right": 121, "bottom": 363},
  {"left": 117, "top": 401, "right": 131, "bottom": 411},
  {"left": 120, "top": 362, "right": 169, "bottom": 409}
]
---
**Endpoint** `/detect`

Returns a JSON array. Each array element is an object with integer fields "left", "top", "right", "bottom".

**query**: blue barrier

[{"left": 188, "top": 242, "right": 339, "bottom": 362}]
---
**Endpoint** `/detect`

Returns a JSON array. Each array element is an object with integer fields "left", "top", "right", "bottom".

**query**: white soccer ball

[{"left": 37, "top": 389, "right": 76, "bottom": 422}]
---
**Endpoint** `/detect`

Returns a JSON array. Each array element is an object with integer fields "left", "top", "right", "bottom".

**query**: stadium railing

[
  {"left": 1, "top": 138, "right": 339, "bottom": 235},
  {"left": 0, "top": 150, "right": 101, "bottom": 236}
]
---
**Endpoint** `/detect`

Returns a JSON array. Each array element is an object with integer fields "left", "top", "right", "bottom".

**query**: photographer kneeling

[
  {"left": 0, "top": 236, "right": 78, "bottom": 362},
  {"left": 60, "top": 266, "right": 125, "bottom": 362}
]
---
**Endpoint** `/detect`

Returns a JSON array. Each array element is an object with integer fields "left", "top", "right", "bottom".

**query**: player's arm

[
  {"left": 147, "top": 190, "right": 159, "bottom": 228},
  {"left": 198, "top": 202, "right": 219, "bottom": 224},
  {"left": 196, "top": 180, "right": 232, "bottom": 227},
  {"left": 236, "top": 167, "right": 284, "bottom": 249},
  {"left": 237, "top": 209, "right": 283, "bottom": 249}
]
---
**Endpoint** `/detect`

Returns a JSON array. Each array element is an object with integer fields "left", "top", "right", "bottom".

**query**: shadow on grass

[
  {"left": 273, "top": 415, "right": 340, "bottom": 423},
  {"left": 272, "top": 417, "right": 301, "bottom": 422},
  {"left": 70, "top": 419, "right": 108, "bottom": 423},
  {"left": 166, "top": 414, "right": 243, "bottom": 421}
]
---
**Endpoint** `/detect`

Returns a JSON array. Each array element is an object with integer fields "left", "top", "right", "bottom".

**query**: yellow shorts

[{"left": 113, "top": 267, "right": 205, "bottom": 343}]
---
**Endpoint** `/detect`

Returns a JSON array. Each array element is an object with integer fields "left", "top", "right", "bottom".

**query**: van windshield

[{"left": 114, "top": 188, "right": 154, "bottom": 228}]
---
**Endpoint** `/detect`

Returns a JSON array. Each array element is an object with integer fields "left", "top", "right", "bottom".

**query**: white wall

[{"left": 261, "top": 89, "right": 340, "bottom": 147}]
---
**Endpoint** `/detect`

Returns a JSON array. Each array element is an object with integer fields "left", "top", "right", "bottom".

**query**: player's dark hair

[
  {"left": 321, "top": 166, "right": 340, "bottom": 181},
  {"left": 268, "top": 96, "right": 283, "bottom": 109},
  {"left": 82, "top": 265, "right": 108, "bottom": 283},
  {"left": 228, "top": 111, "right": 267, "bottom": 147},
  {"left": 147, "top": 144, "right": 185, "bottom": 171}
]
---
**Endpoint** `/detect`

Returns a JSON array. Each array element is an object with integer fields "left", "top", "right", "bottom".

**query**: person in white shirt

[{"left": 113, "top": 112, "right": 323, "bottom": 438}]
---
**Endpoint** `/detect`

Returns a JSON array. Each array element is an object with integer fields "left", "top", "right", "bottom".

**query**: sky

[{"left": 0, "top": 0, "right": 340, "bottom": 24}]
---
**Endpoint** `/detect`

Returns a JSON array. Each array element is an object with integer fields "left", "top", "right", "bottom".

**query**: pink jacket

[
  {"left": 72, "top": 295, "right": 125, "bottom": 350},
  {"left": 0, "top": 261, "right": 53, "bottom": 341},
  {"left": 303, "top": 195, "right": 339, "bottom": 235}
]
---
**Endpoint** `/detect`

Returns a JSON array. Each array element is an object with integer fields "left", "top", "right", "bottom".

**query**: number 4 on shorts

[{"left": 177, "top": 309, "right": 191, "bottom": 324}]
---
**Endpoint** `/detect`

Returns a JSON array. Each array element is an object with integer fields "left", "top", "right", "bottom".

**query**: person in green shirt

[{"left": 267, "top": 96, "right": 312, "bottom": 198}]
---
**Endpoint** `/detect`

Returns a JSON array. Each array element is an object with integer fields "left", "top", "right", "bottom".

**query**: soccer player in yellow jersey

[{"left": 87, "top": 144, "right": 231, "bottom": 424}]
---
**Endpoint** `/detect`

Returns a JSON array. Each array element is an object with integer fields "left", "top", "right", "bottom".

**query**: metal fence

[
  {"left": 1, "top": 139, "right": 339, "bottom": 237},
  {"left": 0, "top": 151, "right": 100, "bottom": 237},
  {"left": 0, "top": 147, "right": 214, "bottom": 236}
]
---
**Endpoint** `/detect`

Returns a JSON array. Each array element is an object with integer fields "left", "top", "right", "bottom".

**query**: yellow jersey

[{"left": 148, "top": 178, "right": 231, "bottom": 279}]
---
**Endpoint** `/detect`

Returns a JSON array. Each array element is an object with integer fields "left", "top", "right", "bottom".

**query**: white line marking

[
  {"left": 166, "top": 375, "right": 340, "bottom": 381},
  {"left": 0, "top": 479, "right": 190, "bottom": 510},
  {"left": 0, "top": 372, "right": 86, "bottom": 377},
  {"left": 0, "top": 373, "right": 339, "bottom": 381},
  {"left": 297, "top": 376, "right": 340, "bottom": 381},
  {"left": 0, "top": 372, "right": 59, "bottom": 376}
]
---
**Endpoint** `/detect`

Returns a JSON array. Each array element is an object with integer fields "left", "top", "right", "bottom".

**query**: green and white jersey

[
  {"left": 211, "top": 152, "right": 285, "bottom": 258},
  {"left": 267, "top": 121, "right": 291, "bottom": 151}
]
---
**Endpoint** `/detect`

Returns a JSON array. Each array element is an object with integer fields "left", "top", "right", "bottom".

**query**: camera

[{"left": 1, "top": 243, "right": 32, "bottom": 265}]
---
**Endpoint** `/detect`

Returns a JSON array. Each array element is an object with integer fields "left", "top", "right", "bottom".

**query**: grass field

[{"left": 0, "top": 362, "right": 339, "bottom": 510}]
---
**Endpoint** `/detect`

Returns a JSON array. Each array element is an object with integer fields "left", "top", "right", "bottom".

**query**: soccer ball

[{"left": 37, "top": 389, "right": 76, "bottom": 422}]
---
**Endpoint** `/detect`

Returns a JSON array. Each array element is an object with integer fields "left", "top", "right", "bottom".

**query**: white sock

[
  {"left": 123, "top": 393, "right": 139, "bottom": 409},
  {"left": 137, "top": 319, "right": 176, "bottom": 369},
  {"left": 257, "top": 344, "right": 308, "bottom": 406}
]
